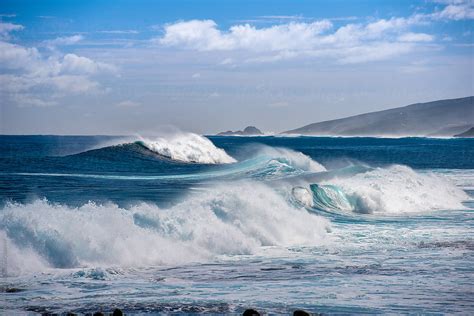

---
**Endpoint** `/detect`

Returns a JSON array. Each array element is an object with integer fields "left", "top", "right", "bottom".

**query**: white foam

[
  {"left": 139, "top": 133, "right": 236, "bottom": 164},
  {"left": 0, "top": 231, "right": 48, "bottom": 276},
  {"left": 292, "top": 187, "right": 314, "bottom": 208},
  {"left": 323, "top": 165, "right": 469, "bottom": 214},
  {"left": 0, "top": 182, "right": 329, "bottom": 274}
]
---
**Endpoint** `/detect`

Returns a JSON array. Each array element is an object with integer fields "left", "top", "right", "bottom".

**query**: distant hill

[
  {"left": 218, "top": 126, "right": 263, "bottom": 136},
  {"left": 454, "top": 127, "right": 474, "bottom": 138},
  {"left": 284, "top": 97, "right": 473, "bottom": 137}
]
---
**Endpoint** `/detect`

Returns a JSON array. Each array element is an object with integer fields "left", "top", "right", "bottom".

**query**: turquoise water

[{"left": 1, "top": 135, "right": 473, "bottom": 314}]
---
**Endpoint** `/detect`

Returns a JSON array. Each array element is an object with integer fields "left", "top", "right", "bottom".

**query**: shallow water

[{"left": 1, "top": 135, "right": 473, "bottom": 314}]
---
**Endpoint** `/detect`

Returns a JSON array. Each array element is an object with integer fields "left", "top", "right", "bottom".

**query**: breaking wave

[
  {"left": 0, "top": 181, "right": 329, "bottom": 275},
  {"left": 1, "top": 135, "right": 470, "bottom": 277},
  {"left": 292, "top": 165, "right": 468, "bottom": 214},
  {"left": 136, "top": 133, "right": 236, "bottom": 164}
]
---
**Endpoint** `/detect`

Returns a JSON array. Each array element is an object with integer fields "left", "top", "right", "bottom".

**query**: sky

[{"left": 0, "top": 0, "right": 473, "bottom": 135}]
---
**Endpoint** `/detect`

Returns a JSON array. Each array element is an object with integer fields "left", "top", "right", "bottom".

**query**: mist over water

[{"left": 1, "top": 134, "right": 473, "bottom": 314}]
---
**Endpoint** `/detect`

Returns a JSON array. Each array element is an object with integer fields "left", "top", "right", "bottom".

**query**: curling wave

[
  {"left": 292, "top": 165, "right": 468, "bottom": 214},
  {"left": 136, "top": 133, "right": 236, "bottom": 164}
]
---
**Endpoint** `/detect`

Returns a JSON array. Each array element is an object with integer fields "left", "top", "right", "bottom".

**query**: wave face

[
  {"left": 0, "top": 181, "right": 329, "bottom": 274},
  {"left": 136, "top": 133, "right": 236, "bottom": 164},
  {"left": 255, "top": 147, "right": 326, "bottom": 173},
  {"left": 300, "top": 165, "right": 468, "bottom": 214}
]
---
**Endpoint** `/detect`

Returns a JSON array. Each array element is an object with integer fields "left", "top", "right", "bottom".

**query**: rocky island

[{"left": 218, "top": 126, "right": 263, "bottom": 136}]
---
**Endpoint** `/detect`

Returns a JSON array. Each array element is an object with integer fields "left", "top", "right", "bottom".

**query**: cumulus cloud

[
  {"left": 0, "top": 41, "right": 41, "bottom": 70},
  {"left": 0, "top": 24, "right": 117, "bottom": 106},
  {"left": 157, "top": 17, "right": 433, "bottom": 64},
  {"left": 159, "top": 19, "right": 333, "bottom": 51}
]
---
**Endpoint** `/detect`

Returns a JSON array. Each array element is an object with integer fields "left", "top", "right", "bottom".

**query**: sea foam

[
  {"left": 0, "top": 181, "right": 329, "bottom": 275},
  {"left": 319, "top": 165, "right": 469, "bottom": 214}
]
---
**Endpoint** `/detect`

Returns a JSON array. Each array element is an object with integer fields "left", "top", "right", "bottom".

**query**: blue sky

[{"left": 1, "top": 0, "right": 473, "bottom": 134}]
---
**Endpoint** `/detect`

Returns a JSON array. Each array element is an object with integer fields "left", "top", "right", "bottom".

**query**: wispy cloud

[
  {"left": 398, "top": 32, "right": 434, "bottom": 42},
  {"left": 0, "top": 22, "right": 23, "bottom": 39},
  {"left": 431, "top": 0, "right": 474, "bottom": 20},
  {"left": 117, "top": 100, "right": 141, "bottom": 107},
  {"left": 44, "top": 34, "right": 84, "bottom": 47},
  {"left": 235, "top": 15, "right": 358, "bottom": 24},
  {"left": 98, "top": 30, "right": 139, "bottom": 34}
]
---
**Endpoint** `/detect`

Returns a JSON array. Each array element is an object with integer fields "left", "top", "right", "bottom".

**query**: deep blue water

[{"left": 1, "top": 135, "right": 473, "bottom": 314}]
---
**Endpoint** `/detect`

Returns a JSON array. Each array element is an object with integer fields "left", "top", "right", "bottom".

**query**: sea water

[{"left": 0, "top": 134, "right": 473, "bottom": 314}]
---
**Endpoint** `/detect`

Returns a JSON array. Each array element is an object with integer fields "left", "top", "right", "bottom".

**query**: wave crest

[
  {"left": 137, "top": 133, "right": 236, "bottom": 164},
  {"left": 256, "top": 147, "right": 326, "bottom": 173},
  {"left": 295, "top": 165, "right": 469, "bottom": 214}
]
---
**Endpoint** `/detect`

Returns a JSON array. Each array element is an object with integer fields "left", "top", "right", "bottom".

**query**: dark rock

[
  {"left": 112, "top": 309, "right": 124, "bottom": 316},
  {"left": 93, "top": 312, "right": 104, "bottom": 316},
  {"left": 293, "top": 310, "right": 311, "bottom": 316},
  {"left": 243, "top": 126, "right": 263, "bottom": 135},
  {"left": 4, "top": 287, "right": 24, "bottom": 293},
  {"left": 243, "top": 308, "right": 261, "bottom": 316}
]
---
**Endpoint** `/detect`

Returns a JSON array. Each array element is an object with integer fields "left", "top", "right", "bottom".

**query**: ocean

[{"left": 1, "top": 134, "right": 473, "bottom": 314}]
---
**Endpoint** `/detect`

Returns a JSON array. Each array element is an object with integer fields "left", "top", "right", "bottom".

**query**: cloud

[
  {"left": 50, "top": 75, "right": 101, "bottom": 93},
  {"left": 268, "top": 101, "right": 289, "bottom": 108},
  {"left": 0, "top": 41, "right": 38, "bottom": 68},
  {"left": 44, "top": 34, "right": 84, "bottom": 47},
  {"left": 258, "top": 15, "right": 305, "bottom": 20},
  {"left": 398, "top": 32, "right": 434, "bottom": 42},
  {"left": 116, "top": 100, "right": 141, "bottom": 107},
  {"left": 0, "top": 41, "right": 116, "bottom": 76},
  {"left": 61, "top": 53, "right": 117, "bottom": 74},
  {"left": 157, "top": 17, "right": 432, "bottom": 64},
  {"left": 0, "top": 22, "right": 23, "bottom": 39},
  {"left": 337, "top": 42, "right": 415, "bottom": 64},
  {"left": 98, "top": 30, "right": 139, "bottom": 34},
  {"left": 220, "top": 57, "right": 234, "bottom": 65},
  {"left": 431, "top": 0, "right": 474, "bottom": 20},
  {"left": 0, "top": 31, "right": 117, "bottom": 106},
  {"left": 158, "top": 19, "right": 333, "bottom": 51}
]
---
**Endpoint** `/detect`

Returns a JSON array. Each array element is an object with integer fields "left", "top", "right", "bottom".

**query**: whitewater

[{"left": 1, "top": 133, "right": 473, "bottom": 314}]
